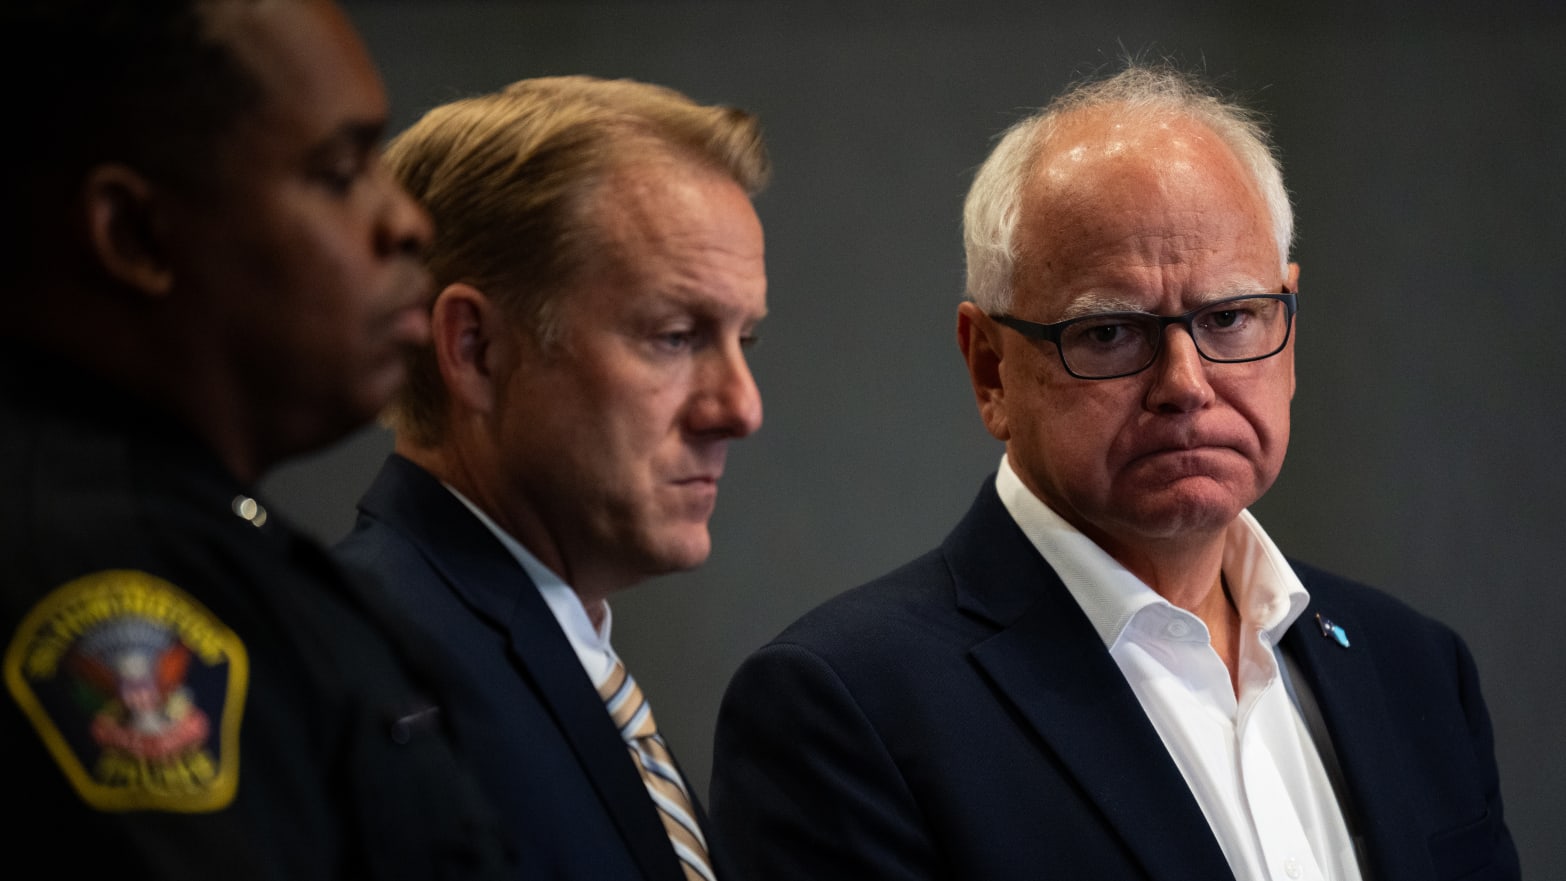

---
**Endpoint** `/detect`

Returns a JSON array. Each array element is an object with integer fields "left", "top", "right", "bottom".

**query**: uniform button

[
  {"left": 1284, "top": 857, "right": 1302, "bottom": 879},
  {"left": 231, "top": 494, "right": 268, "bottom": 527}
]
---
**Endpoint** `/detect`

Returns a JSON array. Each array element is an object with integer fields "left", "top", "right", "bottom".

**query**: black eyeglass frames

[{"left": 989, "top": 292, "right": 1298, "bottom": 380}]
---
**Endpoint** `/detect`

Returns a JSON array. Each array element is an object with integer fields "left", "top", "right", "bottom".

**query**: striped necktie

[{"left": 599, "top": 658, "right": 716, "bottom": 881}]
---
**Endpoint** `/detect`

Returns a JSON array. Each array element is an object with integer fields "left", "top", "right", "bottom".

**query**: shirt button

[
  {"left": 1166, "top": 619, "right": 1190, "bottom": 638},
  {"left": 1284, "top": 858, "right": 1302, "bottom": 879}
]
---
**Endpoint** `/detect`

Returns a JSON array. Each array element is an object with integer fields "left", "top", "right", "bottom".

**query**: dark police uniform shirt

[{"left": 0, "top": 348, "right": 513, "bottom": 880}]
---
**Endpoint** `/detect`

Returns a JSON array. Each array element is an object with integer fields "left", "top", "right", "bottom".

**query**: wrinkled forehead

[
  {"left": 584, "top": 155, "right": 763, "bottom": 265},
  {"left": 1028, "top": 110, "right": 1264, "bottom": 219},
  {"left": 1013, "top": 110, "right": 1279, "bottom": 309}
]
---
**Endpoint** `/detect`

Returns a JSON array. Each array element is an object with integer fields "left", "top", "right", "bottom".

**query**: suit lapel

[
  {"left": 358, "top": 456, "right": 686, "bottom": 881},
  {"left": 952, "top": 483, "right": 1233, "bottom": 881},
  {"left": 1282, "top": 574, "right": 1424, "bottom": 881},
  {"left": 500, "top": 585, "right": 686, "bottom": 881}
]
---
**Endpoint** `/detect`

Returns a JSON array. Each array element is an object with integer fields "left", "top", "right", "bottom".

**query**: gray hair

[{"left": 962, "top": 64, "right": 1294, "bottom": 313}]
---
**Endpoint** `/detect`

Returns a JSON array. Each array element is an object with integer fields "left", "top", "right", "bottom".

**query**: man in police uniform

[{"left": 0, "top": 1, "right": 512, "bottom": 877}]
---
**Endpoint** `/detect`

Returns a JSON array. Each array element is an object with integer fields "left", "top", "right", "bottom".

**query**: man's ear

[
  {"left": 81, "top": 163, "right": 172, "bottom": 297},
  {"left": 431, "top": 282, "right": 506, "bottom": 415},
  {"left": 957, "top": 301, "right": 1010, "bottom": 442}
]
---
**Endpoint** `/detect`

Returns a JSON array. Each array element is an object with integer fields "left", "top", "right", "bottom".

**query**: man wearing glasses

[{"left": 710, "top": 63, "right": 1518, "bottom": 881}]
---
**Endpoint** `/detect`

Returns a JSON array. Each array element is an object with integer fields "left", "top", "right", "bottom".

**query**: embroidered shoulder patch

[{"left": 5, "top": 569, "right": 248, "bottom": 812}]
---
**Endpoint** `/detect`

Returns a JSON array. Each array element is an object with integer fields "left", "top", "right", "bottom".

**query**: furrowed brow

[{"left": 1057, "top": 293, "right": 1147, "bottom": 320}]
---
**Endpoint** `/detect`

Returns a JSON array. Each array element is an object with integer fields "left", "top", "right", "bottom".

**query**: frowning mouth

[
  {"left": 1135, "top": 442, "right": 1233, "bottom": 459},
  {"left": 1123, "top": 445, "right": 1247, "bottom": 483}
]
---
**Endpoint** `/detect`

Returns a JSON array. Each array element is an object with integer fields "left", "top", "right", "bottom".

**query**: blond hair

[{"left": 383, "top": 75, "right": 770, "bottom": 445}]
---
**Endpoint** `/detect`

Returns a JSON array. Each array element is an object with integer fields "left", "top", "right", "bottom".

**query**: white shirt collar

[
  {"left": 993, "top": 454, "right": 1308, "bottom": 647},
  {"left": 442, "top": 483, "right": 618, "bottom": 684}
]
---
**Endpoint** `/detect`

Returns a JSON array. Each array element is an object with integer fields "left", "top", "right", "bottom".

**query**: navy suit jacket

[
  {"left": 334, "top": 454, "right": 714, "bottom": 881},
  {"left": 710, "top": 479, "right": 1518, "bottom": 881}
]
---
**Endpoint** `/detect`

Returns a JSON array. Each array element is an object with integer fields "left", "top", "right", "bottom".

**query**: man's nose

[
  {"left": 691, "top": 344, "right": 763, "bottom": 438},
  {"left": 375, "top": 167, "right": 434, "bottom": 259},
  {"left": 1143, "top": 325, "right": 1215, "bottom": 412}
]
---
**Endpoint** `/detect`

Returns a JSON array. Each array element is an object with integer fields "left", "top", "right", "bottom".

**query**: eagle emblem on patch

[{"left": 4, "top": 570, "right": 248, "bottom": 812}]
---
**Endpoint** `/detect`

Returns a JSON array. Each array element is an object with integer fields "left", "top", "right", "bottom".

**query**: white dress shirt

[
  {"left": 994, "top": 456, "right": 1364, "bottom": 881},
  {"left": 445, "top": 485, "right": 715, "bottom": 877},
  {"left": 445, "top": 484, "right": 620, "bottom": 688}
]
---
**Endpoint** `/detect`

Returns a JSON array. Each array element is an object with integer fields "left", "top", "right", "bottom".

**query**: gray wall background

[{"left": 265, "top": 0, "right": 1564, "bottom": 870}]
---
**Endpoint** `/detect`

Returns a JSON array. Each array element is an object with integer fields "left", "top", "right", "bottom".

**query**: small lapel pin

[{"left": 1316, "top": 613, "right": 1350, "bottom": 648}]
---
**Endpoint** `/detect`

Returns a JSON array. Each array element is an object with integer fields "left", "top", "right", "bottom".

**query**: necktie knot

[{"left": 599, "top": 658, "right": 657, "bottom": 741}]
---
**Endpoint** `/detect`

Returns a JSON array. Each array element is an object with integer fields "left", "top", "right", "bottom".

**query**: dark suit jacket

[
  {"left": 710, "top": 479, "right": 1519, "bottom": 881},
  {"left": 334, "top": 454, "right": 714, "bottom": 881}
]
